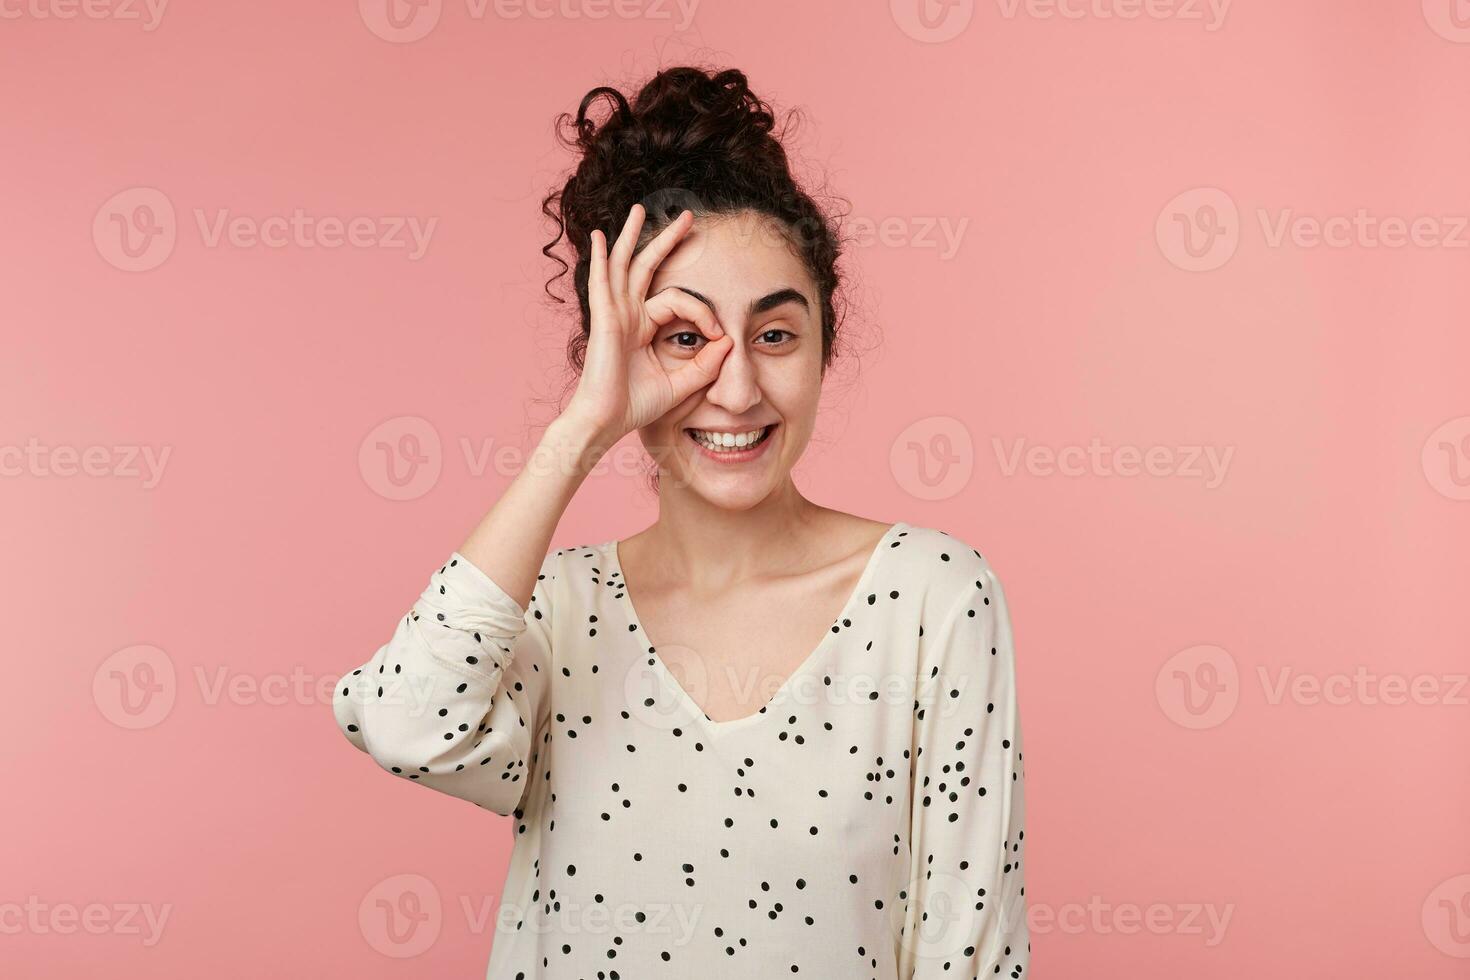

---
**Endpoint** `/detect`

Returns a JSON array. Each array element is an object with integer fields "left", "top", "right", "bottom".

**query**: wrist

[
  {"left": 550, "top": 412, "right": 620, "bottom": 450},
  {"left": 540, "top": 415, "right": 616, "bottom": 477}
]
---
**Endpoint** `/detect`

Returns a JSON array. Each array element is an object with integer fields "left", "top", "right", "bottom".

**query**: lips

[{"left": 685, "top": 424, "right": 775, "bottom": 454}]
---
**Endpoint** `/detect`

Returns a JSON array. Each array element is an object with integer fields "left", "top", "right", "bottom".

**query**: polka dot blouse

[{"left": 333, "top": 521, "right": 1029, "bottom": 979}]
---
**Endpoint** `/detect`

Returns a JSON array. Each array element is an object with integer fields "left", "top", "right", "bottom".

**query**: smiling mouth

[{"left": 684, "top": 424, "right": 776, "bottom": 454}]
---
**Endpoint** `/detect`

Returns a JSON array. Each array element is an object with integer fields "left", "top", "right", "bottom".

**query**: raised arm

[
  {"left": 331, "top": 203, "right": 731, "bottom": 811},
  {"left": 454, "top": 202, "right": 731, "bottom": 609}
]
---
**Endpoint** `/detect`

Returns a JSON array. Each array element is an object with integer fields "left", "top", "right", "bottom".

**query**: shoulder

[
  {"left": 528, "top": 539, "right": 616, "bottom": 610},
  {"left": 883, "top": 522, "right": 1007, "bottom": 622}
]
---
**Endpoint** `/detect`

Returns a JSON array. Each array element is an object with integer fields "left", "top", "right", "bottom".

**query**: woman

[{"left": 334, "top": 66, "right": 1028, "bottom": 979}]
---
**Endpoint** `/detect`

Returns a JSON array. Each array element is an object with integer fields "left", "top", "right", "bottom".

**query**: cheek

[
  {"left": 637, "top": 419, "right": 673, "bottom": 455},
  {"left": 764, "top": 359, "right": 824, "bottom": 428}
]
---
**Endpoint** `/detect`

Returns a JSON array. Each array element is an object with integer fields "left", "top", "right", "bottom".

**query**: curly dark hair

[{"left": 539, "top": 66, "right": 848, "bottom": 380}]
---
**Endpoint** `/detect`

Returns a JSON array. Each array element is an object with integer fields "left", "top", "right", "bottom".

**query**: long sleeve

[
  {"left": 900, "top": 561, "right": 1029, "bottom": 979},
  {"left": 332, "top": 551, "right": 554, "bottom": 816}
]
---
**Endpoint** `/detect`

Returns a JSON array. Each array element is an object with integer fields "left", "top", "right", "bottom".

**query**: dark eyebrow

[{"left": 657, "top": 286, "right": 810, "bottom": 319}]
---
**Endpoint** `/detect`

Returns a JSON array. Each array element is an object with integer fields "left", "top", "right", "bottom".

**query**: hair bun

[
  {"left": 540, "top": 65, "right": 844, "bottom": 377},
  {"left": 562, "top": 67, "right": 789, "bottom": 224},
  {"left": 581, "top": 67, "right": 776, "bottom": 157}
]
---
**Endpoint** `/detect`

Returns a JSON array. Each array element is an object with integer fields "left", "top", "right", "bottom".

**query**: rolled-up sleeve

[{"left": 332, "top": 551, "right": 554, "bottom": 816}]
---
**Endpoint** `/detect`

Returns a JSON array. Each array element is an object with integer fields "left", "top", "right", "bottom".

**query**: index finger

[
  {"left": 642, "top": 286, "right": 722, "bottom": 347},
  {"left": 627, "top": 209, "right": 695, "bottom": 301}
]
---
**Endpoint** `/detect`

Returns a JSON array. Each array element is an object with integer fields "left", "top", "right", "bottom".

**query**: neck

[{"left": 638, "top": 479, "right": 831, "bottom": 590}]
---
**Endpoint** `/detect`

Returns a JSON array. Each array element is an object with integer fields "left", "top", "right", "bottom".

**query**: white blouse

[{"left": 333, "top": 520, "right": 1029, "bottom": 979}]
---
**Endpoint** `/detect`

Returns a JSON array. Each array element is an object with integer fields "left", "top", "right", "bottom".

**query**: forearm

[{"left": 456, "top": 415, "right": 612, "bottom": 610}]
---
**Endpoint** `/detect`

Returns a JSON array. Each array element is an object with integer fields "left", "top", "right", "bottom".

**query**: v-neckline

[{"left": 602, "top": 521, "right": 907, "bottom": 733}]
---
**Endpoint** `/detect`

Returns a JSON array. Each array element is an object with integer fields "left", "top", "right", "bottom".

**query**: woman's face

[{"left": 638, "top": 209, "right": 823, "bottom": 510}]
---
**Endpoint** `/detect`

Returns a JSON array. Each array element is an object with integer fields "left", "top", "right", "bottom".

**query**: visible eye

[
  {"left": 668, "top": 330, "right": 705, "bottom": 349},
  {"left": 756, "top": 328, "right": 795, "bottom": 346}
]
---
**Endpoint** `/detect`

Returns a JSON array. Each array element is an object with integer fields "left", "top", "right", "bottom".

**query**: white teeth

[{"left": 690, "top": 426, "right": 770, "bottom": 453}]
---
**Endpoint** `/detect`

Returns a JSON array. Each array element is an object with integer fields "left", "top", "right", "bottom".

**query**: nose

[{"left": 702, "top": 336, "right": 762, "bottom": 415}]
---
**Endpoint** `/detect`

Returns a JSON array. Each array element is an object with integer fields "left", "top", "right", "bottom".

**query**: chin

[
  {"left": 686, "top": 482, "right": 776, "bottom": 511},
  {"left": 666, "top": 458, "right": 789, "bottom": 509},
  {"left": 655, "top": 459, "right": 768, "bottom": 506}
]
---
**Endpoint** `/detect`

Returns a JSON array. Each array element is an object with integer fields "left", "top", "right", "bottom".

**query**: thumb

[{"left": 665, "top": 335, "right": 732, "bottom": 403}]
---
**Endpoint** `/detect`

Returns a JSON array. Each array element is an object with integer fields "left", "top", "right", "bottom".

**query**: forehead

[{"left": 646, "top": 210, "right": 815, "bottom": 311}]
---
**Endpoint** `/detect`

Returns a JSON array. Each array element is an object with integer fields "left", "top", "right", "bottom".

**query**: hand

[{"left": 560, "top": 203, "right": 733, "bottom": 444}]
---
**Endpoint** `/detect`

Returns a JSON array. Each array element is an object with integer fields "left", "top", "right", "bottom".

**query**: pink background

[{"left": 4, "top": 1, "right": 1469, "bottom": 976}]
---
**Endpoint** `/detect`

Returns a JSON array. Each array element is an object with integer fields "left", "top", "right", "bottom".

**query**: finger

[
  {"left": 578, "top": 231, "right": 611, "bottom": 382},
  {"left": 665, "top": 335, "right": 733, "bottom": 404},
  {"left": 643, "top": 287, "right": 721, "bottom": 347},
  {"left": 608, "top": 203, "right": 645, "bottom": 299},
  {"left": 587, "top": 229, "right": 617, "bottom": 341},
  {"left": 588, "top": 228, "right": 608, "bottom": 300},
  {"left": 627, "top": 208, "right": 693, "bottom": 302}
]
